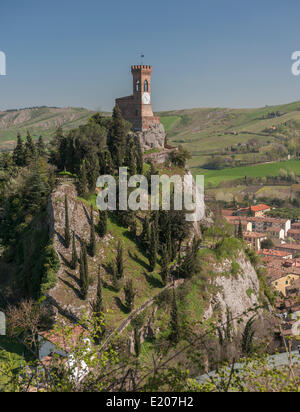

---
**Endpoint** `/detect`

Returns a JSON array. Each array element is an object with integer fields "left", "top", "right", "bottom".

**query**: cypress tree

[
  {"left": 141, "top": 215, "right": 150, "bottom": 247},
  {"left": 13, "top": 134, "right": 25, "bottom": 166},
  {"left": 134, "top": 327, "right": 141, "bottom": 358},
  {"left": 238, "top": 219, "right": 243, "bottom": 239},
  {"left": 134, "top": 135, "right": 144, "bottom": 175},
  {"left": 166, "top": 218, "right": 173, "bottom": 260},
  {"left": 108, "top": 105, "right": 128, "bottom": 168},
  {"left": 124, "top": 279, "right": 135, "bottom": 312},
  {"left": 160, "top": 244, "right": 170, "bottom": 286},
  {"left": 116, "top": 240, "right": 124, "bottom": 279},
  {"left": 71, "top": 231, "right": 78, "bottom": 270},
  {"left": 98, "top": 209, "right": 108, "bottom": 237},
  {"left": 179, "top": 238, "right": 200, "bottom": 279},
  {"left": 80, "top": 245, "right": 88, "bottom": 300},
  {"left": 89, "top": 205, "right": 96, "bottom": 257},
  {"left": 64, "top": 195, "right": 71, "bottom": 248},
  {"left": 92, "top": 266, "right": 104, "bottom": 316},
  {"left": 78, "top": 160, "right": 88, "bottom": 198},
  {"left": 111, "top": 263, "right": 121, "bottom": 292},
  {"left": 149, "top": 222, "right": 158, "bottom": 272},
  {"left": 169, "top": 289, "right": 179, "bottom": 345},
  {"left": 125, "top": 136, "right": 136, "bottom": 176}
]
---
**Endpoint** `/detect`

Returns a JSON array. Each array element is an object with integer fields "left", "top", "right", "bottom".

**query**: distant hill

[
  {"left": 0, "top": 106, "right": 99, "bottom": 150},
  {"left": 156, "top": 101, "right": 300, "bottom": 172}
]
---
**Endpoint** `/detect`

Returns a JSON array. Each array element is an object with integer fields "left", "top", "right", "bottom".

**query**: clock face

[{"left": 142, "top": 92, "right": 151, "bottom": 105}]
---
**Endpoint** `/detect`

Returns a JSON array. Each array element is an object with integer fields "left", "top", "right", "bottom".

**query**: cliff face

[
  {"left": 135, "top": 123, "right": 166, "bottom": 151},
  {"left": 204, "top": 251, "right": 261, "bottom": 330}
]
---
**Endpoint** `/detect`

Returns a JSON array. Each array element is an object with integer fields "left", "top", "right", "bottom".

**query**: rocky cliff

[
  {"left": 134, "top": 123, "right": 166, "bottom": 151},
  {"left": 203, "top": 251, "right": 261, "bottom": 330}
]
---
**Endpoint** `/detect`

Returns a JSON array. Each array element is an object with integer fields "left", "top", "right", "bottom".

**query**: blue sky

[{"left": 0, "top": 0, "right": 300, "bottom": 112}]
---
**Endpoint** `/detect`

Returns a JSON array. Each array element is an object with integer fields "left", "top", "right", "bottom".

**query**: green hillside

[
  {"left": 0, "top": 106, "right": 97, "bottom": 150},
  {"left": 157, "top": 101, "right": 300, "bottom": 185}
]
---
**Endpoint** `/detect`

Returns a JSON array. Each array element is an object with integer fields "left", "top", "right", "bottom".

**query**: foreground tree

[
  {"left": 64, "top": 195, "right": 71, "bottom": 248},
  {"left": 80, "top": 243, "right": 89, "bottom": 300},
  {"left": 13, "top": 134, "right": 25, "bottom": 166},
  {"left": 70, "top": 231, "right": 78, "bottom": 270},
  {"left": 124, "top": 279, "right": 135, "bottom": 312},
  {"left": 169, "top": 289, "right": 179, "bottom": 345},
  {"left": 116, "top": 240, "right": 124, "bottom": 279},
  {"left": 89, "top": 205, "right": 96, "bottom": 257},
  {"left": 98, "top": 209, "right": 108, "bottom": 237},
  {"left": 148, "top": 222, "right": 158, "bottom": 272}
]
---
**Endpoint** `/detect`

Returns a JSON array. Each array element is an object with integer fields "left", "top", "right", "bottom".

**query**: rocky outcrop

[
  {"left": 204, "top": 251, "right": 261, "bottom": 331},
  {"left": 135, "top": 123, "right": 166, "bottom": 151}
]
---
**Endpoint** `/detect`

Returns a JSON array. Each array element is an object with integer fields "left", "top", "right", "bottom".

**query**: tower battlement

[{"left": 131, "top": 65, "right": 152, "bottom": 72}]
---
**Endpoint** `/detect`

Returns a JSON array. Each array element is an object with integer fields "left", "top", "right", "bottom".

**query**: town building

[
  {"left": 271, "top": 273, "right": 300, "bottom": 297},
  {"left": 287, "top": 229, "right": 300, "bottom": 242},
  {"left": 238, "top": 204, "right": 271, "bottom": 217},
  {"left": 275, "top": 244, "right": 300, "bottom": 257},
  {"left": 259, "top": 249, "right": 293, "bottom": 259},
  {"left": 266, "top": 228, "right": 285, "bottom": 240},
  {"left": 224, "top": 216, "right": 253, "bottom": 232},
  {"left": 243, "top": 232, "right": 267, "bottom": 251},
  {"left": 246, "top": 216, "right": 291, "bottom": 237}
]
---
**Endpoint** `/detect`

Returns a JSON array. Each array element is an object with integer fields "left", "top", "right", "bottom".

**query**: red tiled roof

[
  {"left": 243, "top": 231, "right": 266, "bottom": 239},
  {"left": 251, "top": 204, "right": 271, "bottom": 212},
  {"left": 247, "top": 216, "right": 289, "bottom": 224},
  {"left": 277, "top": 244, "right": 300, "bottom": 251},
  {"left": 288, "top": 229, "right": 300, "bottom": 234},
  {"left": 259, "top": 249, "right": 292, "bottom": 257}
]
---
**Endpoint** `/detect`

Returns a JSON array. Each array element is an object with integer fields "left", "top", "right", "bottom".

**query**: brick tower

[{"left": 116, "top": 65, "right": 160, "bottom": 131}]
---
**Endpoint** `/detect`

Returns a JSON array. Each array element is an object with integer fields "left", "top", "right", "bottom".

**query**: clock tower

[{"left": 116, "top": 65, "right": 160, "bottom": 131}]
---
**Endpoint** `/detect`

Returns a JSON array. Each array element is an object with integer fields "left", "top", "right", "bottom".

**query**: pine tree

[
  {"left": 124, "top": 279, "right": 135, "bottom": 312},
  {"left": 25, "top": 130, "right": 36, "bottom": 163},
  {"left": 149, "top": 222, "right": 158, "bottom": 272},
  {"left": 13, "top": 134, "right": 25, "bottom": 166},
  {"left": 169, "top": 289, "right": 179, "bottom": 345},
  {"left": 89, "top": 205, "right": 96, "bottom": 257},
  {"left": 160, "top": 244, "right": 170, "bottom": 286},
  {"left": 98, "top": 209, "right": 108, "bottom": 237},
  {"left": 116, "top": 240, "right": 124, "bottom": 279},
  {"left": 70, "top": 231, "right": 78, "bottom": 270},
  {"left": 134, "top": 135, "right": 144, "bottom": 175},
  {"left": 238, "top": 219, "right": 243, "bottom": 239},
  {"left": 64, "top": 195, "right": 71, "bottom": 248},
  {"left": 37, "top": 136, "right": 46, "bottom": 157},
  {"left": 78, "top": 161, "right": 88, "bottom": 198}
]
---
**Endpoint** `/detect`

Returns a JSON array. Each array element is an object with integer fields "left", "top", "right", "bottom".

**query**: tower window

[
  {"left": 136, "top": 80, "right": 141, "bottom": 92},
  {"left": 144, "top": 80, "right": 149, "bottom": 92}
]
